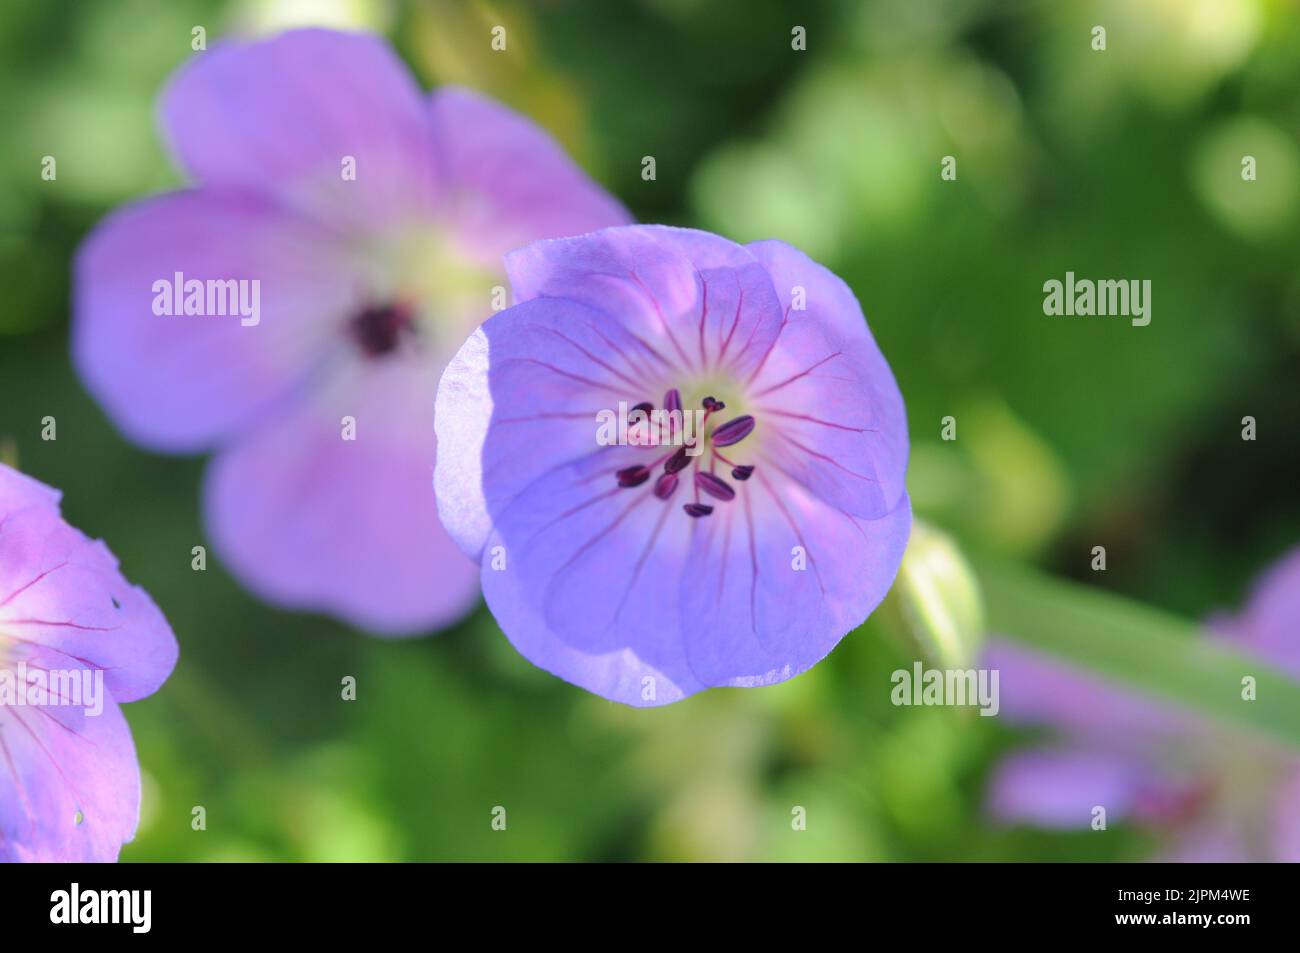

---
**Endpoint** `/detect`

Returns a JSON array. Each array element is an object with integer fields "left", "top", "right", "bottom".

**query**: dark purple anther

[
  {"left": 631, "top": 401, "right": 654, "bottom": 416},
  {"left": 664, "top": 446, "right": 691, "bottom": 474},
  {"left": 662, "top": 387, "right": 683, "bottom": 439},
  {"left": 695, "top": 471, "right": 736, "bottom": 502},
  {"left": 702, "top": 395, "right": 717, "bottom": 410},
  {"left": 654, "top": 472, "right": 678, "bottom": 499},
  {"left": 617, "top": 465, "right": 651, "bottom": 487},
  {"left": 731, "top": 465, "right": 754, "bottom": 481},
  {"left": 711, "top": 415, "right": 755, "bottom": 447},
  {"left": 683, "top": 503, "right": 714, "bottom": 518}
]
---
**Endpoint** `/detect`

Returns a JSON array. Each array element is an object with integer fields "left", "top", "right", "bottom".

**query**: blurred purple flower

[
  {"left": 73, "top": 29, "right": 630, "bottom": 635},
  {"left": 0, "top": 464, "right": 177, "bottom": 862},
  {"left": 985, "top": 546, "right": 1300, "bottom": 861},
  {"left": 435, "top": 226, "right": 910, "bottom": 705}
]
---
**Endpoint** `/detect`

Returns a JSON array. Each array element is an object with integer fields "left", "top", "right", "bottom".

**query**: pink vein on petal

[
  {"left": 627, "top": 269, "right": 697, "bottom": 374},
  {"left": 767, "top": 426, "right": 881, "bottom": 485},
  {"left": 0, "top": 561, "right": 70, "bottom": 609},
  {"left": 753, "top": 350, "right": 845, "bottom": 398}
]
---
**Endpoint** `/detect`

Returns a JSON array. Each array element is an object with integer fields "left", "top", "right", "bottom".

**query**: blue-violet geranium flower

[{"left": 435, "top": 225, "right": 911, "bottom": 705}]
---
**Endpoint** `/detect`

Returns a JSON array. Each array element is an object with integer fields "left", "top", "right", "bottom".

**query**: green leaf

[{"left": 979, "top": 562, "right": 1300, "bottom": 749}]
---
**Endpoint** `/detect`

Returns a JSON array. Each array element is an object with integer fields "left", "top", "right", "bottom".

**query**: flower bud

[{"left": 884, "top": 520, "right": 986, "bottom": 669}]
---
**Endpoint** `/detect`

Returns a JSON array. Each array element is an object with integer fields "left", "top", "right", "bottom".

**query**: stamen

[
  {"left": 664, "top": 446, "right": 691, "bottom": 474},
  {"left": 663, "top": 388, "right": 682, "bottom": 442},
  {"left": 711, "top": 415, "right": 755, "bottom": 447},
  {"left": 695, "top": 471, "right": 735, "bottom": 501},
  {"left": 654, "top": 472, "right": 678, "bottom": 499},
  {"left": 616, "top": 465, "right": 651, "bottom": 487},
  {"left": 617, "top": 384, "right": 755, "bottom": 520}
]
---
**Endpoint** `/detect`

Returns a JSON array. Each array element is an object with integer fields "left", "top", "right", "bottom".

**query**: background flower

[
  {"left": 0, "top": 464, "right": 177, "bottom": 862},
  {"left": 985, "top": 546, "right": 1300, "bottom": 861},
  {"left": 73, "top": 28, "right": 630, "bottom": 636}
]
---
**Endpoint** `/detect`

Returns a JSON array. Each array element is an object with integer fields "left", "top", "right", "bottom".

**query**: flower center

[
  {"left": 346, "top": 224, "right": 503, "bottom": 360},
  {"left": 613, "top": 388, "right": 757, "bottom": 520},
  {"left": 350, "top": 302, "right": 415, "bottom": 358}
]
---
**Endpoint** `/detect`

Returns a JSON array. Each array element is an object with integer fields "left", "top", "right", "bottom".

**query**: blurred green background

[{"left": 2, "top": 0, "right": 1298, "bottom": 861}]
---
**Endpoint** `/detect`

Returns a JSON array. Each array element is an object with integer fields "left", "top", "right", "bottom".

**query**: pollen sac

[
  {"left": 711, "top": 415, "right": 755, "bottom": 447},
  {"left": 616, "top": 465, "right": 651, "bottom": 487},
  {"left": 664, "top": 446, "right": 691, "bottom": 474},
  {"left": 663, "top": 389, "right": 682, "bottom": 414},
  {"left": 731, "top": 465, "right": 754, "bottom": 481},
  {"left": 683, "top": 502, "right": 714, "bottom": 518},
  {"left": 654, "top": 472, "right": 679, "bottom": 499},
  {"left": 630, "top": 401, "right": 654, "bottom": 415},
  {"left": 695, "top": 471, "right": 735, "bottom": 501}
]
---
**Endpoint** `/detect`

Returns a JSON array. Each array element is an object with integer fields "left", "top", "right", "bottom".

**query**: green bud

[{"left": 884, "top": 520, "right": 985, "bottom": 669}]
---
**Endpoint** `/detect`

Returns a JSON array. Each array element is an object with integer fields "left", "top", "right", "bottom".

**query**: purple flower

[
  {"left": 0, "top": 464, "right": 177, "bottom": 862},
  {"left": 435, "top": 225, "right": 911, "bottom": 705},
  {"left": 73, "top": 29, "right": 630, "bottom": 635},
  {"left": 985, "top": 546, "right": 1300, "bottom": 861}
]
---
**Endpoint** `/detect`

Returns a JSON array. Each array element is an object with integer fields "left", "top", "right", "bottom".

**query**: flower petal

[
  {"left": 0, "top": 465, "right": 178, "bottom": 703},
  {"left": 505, "top": 225, "right": 785, "bottom": 382},
  {"left": 982, "top": 640, "right": 1191, "bottom": 750},
  {"left": 745, "top": 240, "right": 908, "bottom": 519},
  {"left": 987, "top": 749, "right": 1153, "bottom": 829},
  {"left": 0, "top": 687, "right": 140, "bottom": 862},
  {"left": 1271, "top": 766, "right": 1300, "bottom": 862},
  {"left": 1232, "top": 544, "right": 1300, "bottom": 678},
  {"left": 677, "top": 487, "right": 911, "bottom": 690},
  {"left": 160, "top": 28, "right": 438, "bottom": 232},
  {"left": 477, "top": 445, "right": 701, "bottom": 706},
  {"left": 436, "top": 295, "right": 677, "bottom": 560},
  {"left": 73, "top": 189, "right": 358, "bottom": 452},
  {"left": 0, "top": 464, "right": 58, "bottom": 511},
  {"left": 428, "top": 86, "right": 631, "bottom": 262},
  {"left": 205, "top": 356, "right": 480, "bottom": 635}
]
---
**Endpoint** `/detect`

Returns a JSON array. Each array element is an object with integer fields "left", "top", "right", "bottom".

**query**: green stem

[{"left": 978, "top": 562, "right": 1300, "bottom": 749}]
